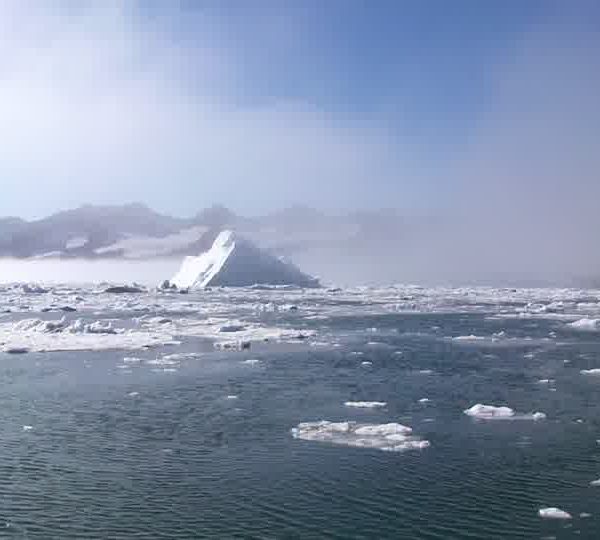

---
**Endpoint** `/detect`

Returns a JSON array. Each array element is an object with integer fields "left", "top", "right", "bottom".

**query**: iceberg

[{"left": 169, "top": 230, "right": 319, "bottom": 289}]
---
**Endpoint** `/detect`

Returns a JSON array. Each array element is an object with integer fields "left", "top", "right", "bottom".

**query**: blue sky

[{"left": 0, "top": 0, "right": 597, "bottom": 219}]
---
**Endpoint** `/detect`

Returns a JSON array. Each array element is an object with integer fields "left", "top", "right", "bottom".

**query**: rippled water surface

[{"left": 1, "top": 286, "right": 600, "bottom": 538}]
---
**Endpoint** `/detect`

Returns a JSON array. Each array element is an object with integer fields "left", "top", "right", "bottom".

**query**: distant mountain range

[
  {"left": 0, "top": 203, "right": 405, "bottom": 261},
  {"left": 2, "top": 203, "right": 598, "bottom": 287}
]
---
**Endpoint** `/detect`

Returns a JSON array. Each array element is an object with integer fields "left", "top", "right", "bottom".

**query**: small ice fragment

[
  {"left": 361, "top": 361, "right": 373, "bottom": 366},
  {"left": 532, "top": 412, "right": 547, "bottom": 421},
  {"left": 576, "top": 419, "right": 584, "bottom": 424},
  {"left": 538, "top": 508, "right": 572, "bottom": 520},
  {"left": 22, "top": 425, "right": 33, "bottom": 431},
  {"left": 589, "top": 479, "right": 600, "bottom": 487},
  {"left": 344, "top": 401, "right": 387, "bottom": 409},
  {"left": 123, "top": 357, "right": 141, "bottom": 363},
  {"left": 569, "top": 318, "right": 600, "bottom": 331},
  {"left": 242, "top": 359, "right": 260, "bottom": 366},
  {"left": 537, "top": 379, "right": 551, "bottom": 384},
  {"left": 418, "top": 398, "right": 430, "bottom": 403},
  {"left": 580, "top": 513, "right": 592, "bottom": 518},
  {"left": 464, "top": 404, "right": 515, "bottom": 419},
  {"left": 580, "top": 368, "right": 600, "bottom": 375},
  {"left": 419, "top": 369, "right": 433, "bottom": 375},
  {"left": 394, "top": 351, "right": 403, "bottom": 355},
  {"left": 226, "top": 395, "right": 238, "bottom": 400}
]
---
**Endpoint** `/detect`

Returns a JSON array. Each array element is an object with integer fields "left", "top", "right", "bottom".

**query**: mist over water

[{"left": 0, "top": 259, "right": 180, "bottom": 287}]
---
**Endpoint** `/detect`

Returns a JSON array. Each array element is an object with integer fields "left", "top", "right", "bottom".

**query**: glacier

[{"left": 169, "top": 230, "right": 319, "bottom": 289}]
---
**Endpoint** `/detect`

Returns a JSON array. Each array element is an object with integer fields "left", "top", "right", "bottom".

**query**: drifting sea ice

[
  {"left": 464, "top": 404, "right": 547, "bottom": 421},
  {"left": 344, "top": 401, "right": 387, "bottom": 409},
  {"left": 291, "top": 421, "right": 430, "bottom": 452},
  {"left": 538, "top": 507, "right": 572, "bottom": 520},
  {"left": 569, "top": 318, "right": 600, "bottom": 331}
]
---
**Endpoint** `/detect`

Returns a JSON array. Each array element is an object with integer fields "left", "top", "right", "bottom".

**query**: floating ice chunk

[
  {"left": 419, "top": 369, "right": 433, "bottom": 375},
  {"left": 419, "top": 398, "right": 430, "bottom": 403},
  {"left": 344, "top": 401, "right": 387, "bottom": 409},
  {"left": 20, "top": 284, "right": 48, "bottom": 294},
  {"left": 291, "top": 420, "right": 429, "bottom": 452},
  {"left": 123, "top": 357, "right": 141, "bottom": 363},
  {"left": 226, "top": 395, "right": 239, "bottom": 400},
  {"left": 538, "top": 508, "right": 572, "bottom": 520},
  {"left": 242, "top": 359, "right": 260, "bottom": 366},
  {"left": 366, "top": 341, "right": 390, "bottom": 348},
  {"left": 464, "top": 404, "right": 515, "bottom": 419},
  {"left": 361, "top": 361, "right": 373, "bottom": 366},
  {"left": 22, "top": 425, "right": 33, "bottom": 431},
  {"left": 589, "top": 479, "right": 600, "bottom": 487},
  {"left": 146, "top": 357, "right": 179, "bottom": 366},
  {"left": 537, "top": 379, "right": 552, "bottom": 384},
  {"left": 453, "top": 335, "right": 487, "bottom": 342},
  {"left": 220, "top": 324, "right": 246, "bottom": 333},
  {"left": 580, "top": 368, "right": 600, "bottom": 375},
  {"left": 569, "top": 318, "right": 600, "bottom": 331},
  {"left": 532, "top": 412, "right": 547, "bottom": 421},
  {"left": 580, "top": 512, "right": 592, "bottom": 518},
  {"left": 127, "top": 391, "right": 139, "bottom": 397}
]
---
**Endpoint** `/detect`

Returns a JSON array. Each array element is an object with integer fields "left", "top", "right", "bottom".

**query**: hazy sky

[{"left": 0, "top": 0, "right": 598, "bottom": 219}]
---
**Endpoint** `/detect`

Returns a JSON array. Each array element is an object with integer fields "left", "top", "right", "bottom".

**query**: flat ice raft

[
  {"left": 464, "top": 404, "right": 546, "bottom": 421},
  {"left": 170, "top": 230, "right": 319, "bottom": 289},
  {"left": 291, "top": 421, "right": 430, "bottom": 452}
]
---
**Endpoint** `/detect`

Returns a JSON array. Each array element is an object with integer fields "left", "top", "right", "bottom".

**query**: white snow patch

[
  {"left": 291, "top": 421, "right": 430, "bottom": 452},
  {"left": 65, "top": 236, "right": 88, "bottom": 250}
]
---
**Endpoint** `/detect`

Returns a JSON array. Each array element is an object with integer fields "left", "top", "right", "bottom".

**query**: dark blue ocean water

[{"left": 1, "top": 311, "right": 600, "bottom": 539}]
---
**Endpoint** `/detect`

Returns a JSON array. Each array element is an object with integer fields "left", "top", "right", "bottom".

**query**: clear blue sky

[{"left": 0, "top": 0, "right": 597, "bottom": 218}]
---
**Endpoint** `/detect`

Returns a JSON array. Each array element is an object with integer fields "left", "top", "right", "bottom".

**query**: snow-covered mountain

[{"left": 0, "top": 203, "right": 389, "bottom": 261}]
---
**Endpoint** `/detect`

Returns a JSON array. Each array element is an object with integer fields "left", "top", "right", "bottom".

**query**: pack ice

[{"left": 169, "top": 230, "right": 319, "bottom": 289}]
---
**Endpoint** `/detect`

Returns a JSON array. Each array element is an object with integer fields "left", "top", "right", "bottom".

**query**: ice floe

[
  {"left": 464, "top": 403, "right": 547, "bottom": 421},
  {"left": 344, "top": 401, "right": 387, "bottom": 409},
  {"left": 291, "top": 421, "right": 430, "bottom": 452},
  {"left": 538, "top": 508, "right": 572, "bottom": 520},
  {"left": 241, "top": 359, "right": 261, "bottom": 366},
  {"left": 569, "top": 318, "right": 600, "bottom": 331},
  {"left": 580, "top": 368, "right": 600, "bottom": 376}
]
